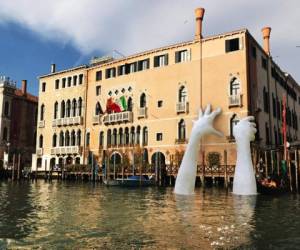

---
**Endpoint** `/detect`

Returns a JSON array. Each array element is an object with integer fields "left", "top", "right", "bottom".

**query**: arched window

[
  {"left": 107, "top": 129, "right": 112, "bottom": 147},
  {"left": 125, "top": 127, "right": 129, "bottom": 145},
  {"left": 54, "top": 102, "right": 58, "bottom": 119},
  {"left": 71, "top": 130, "right": 76, "bottom": 146},
  {"left": 178, "top": 119, "right": 186, "bottom": 140},
  {"left": 78, "top": 98, "right": 83, "bottom": 116},
  {"left": 72, "top": 99, "right": 77, "bottom": 117},
  {"left": 229, "top": 77, "right": 240, "bottom": 96},
  {"left": 65, "top": 130, "right": 70, "bottom": 146},
  {"left": 40, "top": 104, "right": 45, "bottom": 121},
  {"left": 77, "top": 130, "right": 81, "bottom": 146},
  {"left": 178, "top": 86, "right": 187, "bottom": 102},
  {"left": 61, "top": 101, "right": 65, "bottom": 118},
  {"left": 86, "top": 132, "right": 90, "bottom": 146},
  {"left": 99, "top": 131, "right": 104, "bottom": 147},
  {"left": 142, "top": 127, "right": 148, "bottom": 146},
  {"left": 127, "top": 97, "right": 133, "bottom": 111},
  {"left": 140, "top": 93, "right": 146, "bottom": 108},
  {"left": 3, "top": 127, "right": 8, "bottom": 141},
  {"left": 136, "top": 126, "right": 141, "bottom": 145},
  {"left": 42, "top": 82, "right": 46, "bottom": 92},
  {"left": 39, "top": 135, "right": 43, "bottom": 148},
  {"left": 52, "top": 133, "right": 57, "bottom": 147},
  {"left": 130, "top": 127, "right": 135, "bottom": 145},
  {"left": 118, "top": 128, "right": 123, "bottom": 146},
  {"left": 265, "top": 123, "right": 270, "bottom": 145},
  {"left": 66, "top": 100, "right": 71, "bottom": 117},
  {"left": 112, "top": 129, "right": 117, "bottom": 146},
  {"left": 4, "top": 101, "right": 9, "bottom": 117},
  {"left": 263, "top": 87, "right": 269, "bottom": 113},
  {"left": 95, "top": 102, "right": 103, "bottom": 115},
  {"left": 59, "top": 131, "right": 64, "bottom": 146},
  {"left": 230, "top": 114, "right": 239, "bottom": 138}
]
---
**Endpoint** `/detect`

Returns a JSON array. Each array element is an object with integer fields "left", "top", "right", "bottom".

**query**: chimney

[
  {"left": 262, "top": 27, "right": 271, "bottom": 56},
  {"left": 51, "top": 63, "right": 56, "bottom": 73},
  {"left": 195, "top": 7, "right": 205, "bottom": 39},
  {"left": 21, "top": 80, "right": 27, "bottom": 95}
]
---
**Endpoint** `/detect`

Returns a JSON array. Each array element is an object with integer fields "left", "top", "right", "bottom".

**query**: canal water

[{"left": 0, "top": 181, "right": 299, "bottom": 249}]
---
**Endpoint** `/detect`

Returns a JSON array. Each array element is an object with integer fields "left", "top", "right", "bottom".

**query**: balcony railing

[
  {"left": 176, "top": 102, "right": 189, "bottom": 113},
  {"left": 137, "top": 107, "right": 147, "bottom": 118},
  {"left": 103, "top": 111, "right": 133, "bottom": 125},
  {"left": 52, "top": 116, "right": 83, "bottom": 127},
  {"left": 92, "top": 115, "right": 101, "bottom": 125},
  {"left": 175, "top": 138, "right": 188, "bottom": 144},
  {"left": 36, "top": 148, "right": 43, "bottom": 155},
  {"left": 228, "top": 94, "right": 242, "bottom": 107},
  {"left": 51, "top": 146, "right": 82, "bottom": 155},
  {"left": 38, "top": 120, "right": 45, "bottom": 128}
]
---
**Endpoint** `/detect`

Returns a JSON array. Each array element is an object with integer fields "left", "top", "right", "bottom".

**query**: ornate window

[
  {"left": 140, "top": 93, "right": 146, "bottom": 108},
  {"left": 229, "top": 77, "right": 240, "bottom": 96},
  {"left": 142, "top": 127, "right": 148, "bottom": 146},
  {"left": 39, "top": 135, "right": 43, "bottom": 148},
  {"left": 61, "top": 101, "right": 65, "bottom": 118},
  {"left": 52, "top": 133, "right": 57, "bottom": 147},
  {"left": 40, "top": 104, "right": 45, "bottom": 121},
  {"left": 230, "top": 114, "right": 239, "bottom": 138},
  {"left": 72, "top": 99, "right": 77, "bottom": 117},
  {"left": 77, "top": 130, "right": 81, "bottom": 146},
  {"left": 54, "top": 102, "right": 58, "bottom": 119},
  {"left": 178, "top": 119, "right": 186, "bottom": 140},
  {"left": 178, "top": 86, "right": 187, "bottom": 102}
]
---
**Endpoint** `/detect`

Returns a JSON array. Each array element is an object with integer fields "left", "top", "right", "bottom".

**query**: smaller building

[{"left": 0, "top": 76, "right": 38, "bottom": 169}]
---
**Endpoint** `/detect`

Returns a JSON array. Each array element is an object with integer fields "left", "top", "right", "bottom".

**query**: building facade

[
  {"left": 0, "top": 77, "right": 38, "bottom": 168},
  {"left": 32, "top": 8, "right": 300, "bottom": 172}
]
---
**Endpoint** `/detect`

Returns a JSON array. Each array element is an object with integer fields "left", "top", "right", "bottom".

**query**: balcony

[
  {"left": 175, "top": 138, "right": 188, "bottom": 144},
  {"left": 92, "top": 115, "right": 101, "bottom": 125},
  {"left": 228, "top": 94, "right": 242, "bottom": 107},
  {"left": 36, "top": 148, "right": 43, "bottom": 156},
  {"left": 51, "top": 146, "right": 82, "bottom": 155},
  {"left": 38, "top": 120, "right": 45, "bottom": 128},
  {"left": 103, "top": 111, "right": 133, "bottom": 125},
  {"left": 137, "top": 107, "right": 147, "bottom": 118},
  {"left": 176, "top": 102, "right": 189, "bottom": 113},
  {"left": 52, "top": 116, "right": 83, "bottom": 127}
]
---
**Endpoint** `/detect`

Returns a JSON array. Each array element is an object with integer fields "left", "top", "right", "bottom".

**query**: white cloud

[{"left": 0, "top": 0, "right": 299, "bottom": 80}]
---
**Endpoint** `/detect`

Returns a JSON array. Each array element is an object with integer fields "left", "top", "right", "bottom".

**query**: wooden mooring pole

[
  {"left": 295, "top": 149, "right": 299, "bottom": 193},
  {"left": 12, "top": 154, "right": 16, "bottom": 181},
  {"left": 224, "top": 150, "right": 228, "bottom": 189},
  {"left": 17, "top": 153, "right": 21, "bottom": 180}
]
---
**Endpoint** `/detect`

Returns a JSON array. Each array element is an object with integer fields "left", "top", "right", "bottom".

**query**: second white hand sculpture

[
  {"left": 174, "top": 105, "right": 222, "bottom": 195},
  {"left": 232, "top": 116, "right": 257, "bottom": 195}
]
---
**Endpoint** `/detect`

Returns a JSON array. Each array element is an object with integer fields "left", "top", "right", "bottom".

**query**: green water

[{"left": 0, "top": 180, "right": 299, "bottom": 249}]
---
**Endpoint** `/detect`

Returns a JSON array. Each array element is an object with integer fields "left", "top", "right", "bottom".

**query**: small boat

[
  {"left": 103, "top": 179, "right": 120, "bottom": 186},
  {"left": 257, "top": 179, "right": 288, "bottom": 195},
  {"left": 115, "top": 175, "right": 155, "bottom": 187}
]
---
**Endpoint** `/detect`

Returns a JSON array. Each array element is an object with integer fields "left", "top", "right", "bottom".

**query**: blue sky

[
  {"left": 0, "top": 0, "right": 299, "bottom": 96},
  {"left": 0, "top": 22, "right": 91, "bottom": 95}
]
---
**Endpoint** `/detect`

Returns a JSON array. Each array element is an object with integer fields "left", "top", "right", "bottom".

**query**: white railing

[
  {"left": 51, "top": 146, "right": 81, "bottom": 155},
  {"left": 52, "top": 116, "right": 83, "bottom": 127},
  {"left": 228, "top": 94, "right": 242, "bottom": 107},
  {"left": 176, "top": 102, "right": 189, "bottom": 113},
  {"left": 137, "top": 107, "right": 147, "bottom": 118},
  {"left": 92, "top": 115, "right": 101, "bottom": 124},
  {"left": 36, "top": 148, "right": 43, "bottom": 155},
  {"left": 103, "top": 111, "right": 133, "bottom": 124},
  {"left": 38, "top": 120, "right": 45, "bottom": 128}
]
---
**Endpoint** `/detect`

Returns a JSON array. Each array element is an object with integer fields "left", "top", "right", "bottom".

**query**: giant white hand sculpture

[
  {"left": 232, "top": 116, "right": 257, "bottom": 195},
  {"left": 174, "top": 105, "right": 222, "bottom": 195}
]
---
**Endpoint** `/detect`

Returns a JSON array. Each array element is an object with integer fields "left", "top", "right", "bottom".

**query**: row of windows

[
  {"left": 265, "top": 123, "right": 296, "bottom": 146},
  {"left": 52, "top": 130, "right": 82, "bottom": 147},
  {"left": 263, "top": 88, "right": 298, "bottom": 130},
  {"left": 95, "top": 49, "right": 190, "bottom": 81},
  {"left": 41, "top": 74, "right": 84, "bottom": 92},
  {"left": 53, "top": 98, "right": 83, "bottom": 119}
]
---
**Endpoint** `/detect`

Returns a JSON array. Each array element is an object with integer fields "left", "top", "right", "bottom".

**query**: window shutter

[
  {"left": 164, "top": 54, "right": 169, "bottom": 66},
  {"left": 187, "top": 49, "right": 192, "bottom": 61},
  {"left": 154, "top": 56, "right": 158, "bottom": 67},
  {"left": 175, "top": 51, "right": 179, "bottom": 63}
]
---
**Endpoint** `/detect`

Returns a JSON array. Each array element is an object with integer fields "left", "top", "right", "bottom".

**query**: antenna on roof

[{"left": 113, "top": 49, "right": 125, "bottom": 58}]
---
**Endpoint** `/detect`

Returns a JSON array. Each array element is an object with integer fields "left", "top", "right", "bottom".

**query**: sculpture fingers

[
  {"left": 204, "top": 104, "right": 211, "bottom": 115},
  {"left": 198, "top": 108, "right": 203, "bottom": 118},
  {"left": 210, "top": 107, "right": 222, "bottom": 119},
  {"left": 242, "top": 116, "right": 255, "bottom": 122}
]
